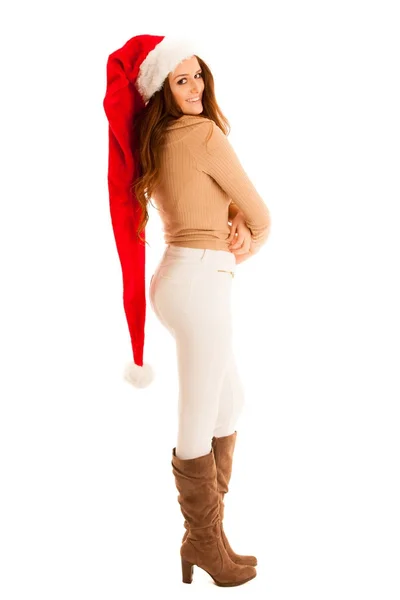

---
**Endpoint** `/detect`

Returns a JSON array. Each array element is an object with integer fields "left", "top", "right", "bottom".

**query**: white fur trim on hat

[
  {"left": 136, "top": 37, "right": 202, "bottom": 104},
  {"left": 124, "top": 361, "right": 155, "bottom": 388}
]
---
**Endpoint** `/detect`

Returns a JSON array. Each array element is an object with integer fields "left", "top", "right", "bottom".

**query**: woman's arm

[{"left": 188, "top": 120, "right": 272, "bottom": 249}]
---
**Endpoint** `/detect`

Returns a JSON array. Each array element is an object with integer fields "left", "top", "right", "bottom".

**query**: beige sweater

[{"left": 152, "top": 114, "right": 271, "bottom": 251}]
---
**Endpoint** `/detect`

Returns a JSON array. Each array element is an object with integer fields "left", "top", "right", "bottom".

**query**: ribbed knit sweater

[{"left": 152, "top": 114, "right": 271, "bottom": 252}]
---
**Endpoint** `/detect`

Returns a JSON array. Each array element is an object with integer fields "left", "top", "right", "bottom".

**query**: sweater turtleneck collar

[{"left": 165, "top": 114, "right": 208, "bottom": 130}]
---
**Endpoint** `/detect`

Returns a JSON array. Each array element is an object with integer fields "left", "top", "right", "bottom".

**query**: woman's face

[{"left": 168, "top": 56, "right": 205, "bottom": 115}]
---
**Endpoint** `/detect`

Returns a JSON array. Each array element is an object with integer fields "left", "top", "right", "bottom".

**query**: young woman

[{"left": 104, "top": 35, "right": 271, "bottom": 587}]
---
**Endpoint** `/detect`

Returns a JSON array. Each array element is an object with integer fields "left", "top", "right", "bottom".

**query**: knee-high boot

[
  {"left": 172, "top": 447, "right": 257, "bottom": 586},
  {"left": 181, "top": 431, "right": 257, "bottom": 566}
]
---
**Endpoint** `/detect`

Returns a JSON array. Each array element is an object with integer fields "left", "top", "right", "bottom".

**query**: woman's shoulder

[
  {"left": 173, "top": 115, "right": 225, "bottom": 146},
  {"left": 165, "top": 114, "right": 214, "bottom": 132},
  {"left": 163, "top": 116, "right": 228, "bottom": 165}
]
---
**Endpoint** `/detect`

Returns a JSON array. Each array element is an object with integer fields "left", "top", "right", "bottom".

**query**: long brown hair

[{"left": 131, "top": 55, "right": 230, "bottom": 245}]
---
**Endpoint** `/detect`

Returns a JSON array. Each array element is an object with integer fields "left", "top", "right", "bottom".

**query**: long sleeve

[{"left": 187, "top": 120, "right": 271, "bottom": 247}]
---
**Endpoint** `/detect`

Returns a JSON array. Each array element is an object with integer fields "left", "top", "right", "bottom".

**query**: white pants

[{"left": 149, "top": 244, "right": 245, "bottom": 460}]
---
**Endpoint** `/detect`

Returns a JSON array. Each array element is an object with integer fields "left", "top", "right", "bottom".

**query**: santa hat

[{"left": 103, "top": 34, "right": 205, "bottom": 389}]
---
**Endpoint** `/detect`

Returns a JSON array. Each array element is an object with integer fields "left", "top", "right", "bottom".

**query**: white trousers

[{"left": 149, "top": 244, "right": 245, "bottom": 460}]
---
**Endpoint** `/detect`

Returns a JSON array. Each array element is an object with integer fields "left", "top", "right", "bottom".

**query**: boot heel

[{"left": 181, "top": 558, "right": 194, "bottom": 584}]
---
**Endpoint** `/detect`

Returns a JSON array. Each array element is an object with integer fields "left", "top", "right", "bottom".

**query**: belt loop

[{"left": 200, "top": 249, "right": 206, "bottom": 261}]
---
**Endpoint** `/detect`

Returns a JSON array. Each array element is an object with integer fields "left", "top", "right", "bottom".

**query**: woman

[{"left": 104, "top": 35, "right": 271, "bottom": 587}]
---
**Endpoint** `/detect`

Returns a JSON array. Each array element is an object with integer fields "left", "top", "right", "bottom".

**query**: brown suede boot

[
  {"left": 181, "top": 431, "right": 257, "bottom": 567},
  {"left": 212, "top": 431, "right": 258, "bottom": 566},
  {"left": 172, "top": 447, "right": 257, "bottom": 586}
]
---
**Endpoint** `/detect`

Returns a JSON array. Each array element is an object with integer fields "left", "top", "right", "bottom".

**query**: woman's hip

[{"left": 149, "top": 245, "right": 236, "bottom": 328}]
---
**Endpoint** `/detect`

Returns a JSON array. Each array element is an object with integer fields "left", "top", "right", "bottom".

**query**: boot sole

[{"left": 181, "top": 558, "right": 257, "bottom": 586}]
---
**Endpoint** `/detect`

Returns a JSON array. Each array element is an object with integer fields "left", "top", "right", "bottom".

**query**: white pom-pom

[{"left": 123, "top": 361, "right": 155, "bottom": 388}]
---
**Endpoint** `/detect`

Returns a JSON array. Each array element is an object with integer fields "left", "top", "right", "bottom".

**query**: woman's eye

[{"left": 178, "top": 73, "right": 202, "bottom": 85}]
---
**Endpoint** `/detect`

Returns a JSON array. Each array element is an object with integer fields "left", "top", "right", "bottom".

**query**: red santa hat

[{"left": 103, "top": 34, "right": 204, "bottom": 389}]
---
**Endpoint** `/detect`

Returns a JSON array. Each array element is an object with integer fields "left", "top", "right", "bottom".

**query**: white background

[{"left": 1, "top": 0, "right": 399, "bottom": 598}]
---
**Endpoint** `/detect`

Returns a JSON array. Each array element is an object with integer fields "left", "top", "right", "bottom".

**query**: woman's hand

[
  {"left": 232, "top": 240, "right": 259, "bottom": 264},
  {"left": 227, "top": 212, "right": 256, "bottom": 264},
  {"left": 227, "top": 212, "right": 252, "bottom": 254}
]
